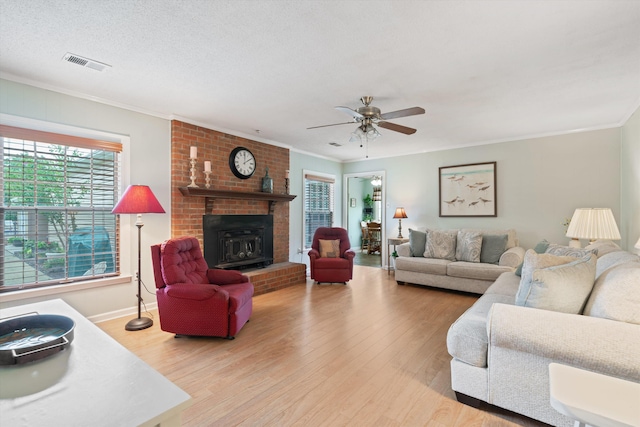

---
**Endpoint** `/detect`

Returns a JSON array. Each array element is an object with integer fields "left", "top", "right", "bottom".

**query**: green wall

[{"left": 343, "top": 127, "right": 627, "bottom": 250}]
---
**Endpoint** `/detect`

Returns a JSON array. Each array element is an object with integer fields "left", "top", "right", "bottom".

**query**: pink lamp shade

[
  {"left": 112, "top": 184, "right": 164, "bottom": 331},
  {"left": 112, "top": 185, "right": 165, "bottom": 215},
  {"left": 393, "top": 207, "right": 408, "bottom": 219}
]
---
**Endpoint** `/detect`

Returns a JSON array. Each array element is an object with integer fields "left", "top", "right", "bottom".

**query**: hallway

[{"left": 353, "top": 250, "right": 381, "bottom": 268}]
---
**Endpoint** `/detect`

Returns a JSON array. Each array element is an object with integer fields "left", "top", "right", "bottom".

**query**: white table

[
  {"left": 388, "top": 237, "right": 409, "bottom": 275},
  {"left": 0, "top": 299, "right": 192, "bottom": 427},
  {"left": 549, "top": 363, "right": 640, "bottom": 427}
]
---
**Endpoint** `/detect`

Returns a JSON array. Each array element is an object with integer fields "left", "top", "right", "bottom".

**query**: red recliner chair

[
  {"left": 308, "top": 227, "right": 356, "bottom": 284},
  {"left": 150, "top": 236, "right": 254, "bottom": 339}
]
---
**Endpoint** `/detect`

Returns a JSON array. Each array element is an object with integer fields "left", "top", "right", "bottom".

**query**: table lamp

[
  {"left": 393, "top": 207, "right": 408, "bottom": 238},
  {"left": 112, "top": 185, "right": 165, "bottom": 331},
  {"left": 565, "top": 208, "right": 621, "bottom": 248}
]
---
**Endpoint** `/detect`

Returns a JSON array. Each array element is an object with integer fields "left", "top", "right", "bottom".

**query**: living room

[{"left": 1, "top": 1, "right": 639, "bottom": 426}]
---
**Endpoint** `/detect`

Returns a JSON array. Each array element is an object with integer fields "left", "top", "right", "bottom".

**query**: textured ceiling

[{"left": 1, "top": 0, "right": 639, "bottom": 162}]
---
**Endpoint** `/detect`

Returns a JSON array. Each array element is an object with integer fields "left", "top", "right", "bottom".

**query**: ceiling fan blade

[
  {"left": 335, "top": 106, "right": 364, "bottom": 120},
  {"left": 377, "top": 121, "right": 417, "bottom": 135},
  {"left": 307, "top": 121, "right": 356, "bottom": 130},
  {"left": 379, "top": 107, "right": 425, "bottom": 120}
]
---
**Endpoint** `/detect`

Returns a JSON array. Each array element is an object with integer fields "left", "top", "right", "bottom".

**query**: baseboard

[{"left": 90, "top": 302, "right": 158, "bottom": 324}]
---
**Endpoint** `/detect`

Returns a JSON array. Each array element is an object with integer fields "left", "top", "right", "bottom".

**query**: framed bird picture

[{"left": 439, "top": 162, "right": 497, "bottom": 217}]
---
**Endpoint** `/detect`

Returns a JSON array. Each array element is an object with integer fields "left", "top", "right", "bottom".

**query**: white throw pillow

[
  {"left": 584, "top": 263, "right": 640, "bottom": 324},
  {"left": 516, "top": 252, "right": 596, "bottom": 314},
  {"left": 585, "top": 240, "right": 622, "bottom": 258},
  {"left": 516, "top": 250, "right": 579, "bottom": 306},
  {"left": 455, "top": 230, "right": 482, "bottom": 262},
  {"left": 424, "top": 230, "right": 457, "bottom": 261}
]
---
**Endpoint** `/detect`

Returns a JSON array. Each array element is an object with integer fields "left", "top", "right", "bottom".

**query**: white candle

[
  {"left": 285, "top": 170, "right": 289, "bottom": 179},
  {"left": 204, "top": 161, "right": 211, "bottom": 172},
  {"left": 190, "top": 146, "right": 197, "bottom": 159}
]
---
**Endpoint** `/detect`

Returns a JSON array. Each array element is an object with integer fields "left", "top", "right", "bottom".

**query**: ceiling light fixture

[
  {"left": 349, "top": 120, "right": 380, "bottom": 145},
  {"left": 349, "top": 118, "right": 380, "bottom": 158}
]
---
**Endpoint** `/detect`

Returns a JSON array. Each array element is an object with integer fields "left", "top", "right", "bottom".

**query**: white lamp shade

[
  {"left": 635, "top": 237, "right": 640, "bottom": 250},
  {"left": 565, "top": 208, "right": 621, "bottom": 241}
]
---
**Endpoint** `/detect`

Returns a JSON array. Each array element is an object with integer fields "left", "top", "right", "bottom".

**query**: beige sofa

[
  {"left": 446, "top": 242, "right": 640, "bottom": 426},
  {"left": 395, "top": 228, "right": 525, "bottom": 294}
]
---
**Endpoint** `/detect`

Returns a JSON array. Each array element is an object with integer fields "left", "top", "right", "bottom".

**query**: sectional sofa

[{"left": 446, "top": 240, "right": 640, "bottom": 426}]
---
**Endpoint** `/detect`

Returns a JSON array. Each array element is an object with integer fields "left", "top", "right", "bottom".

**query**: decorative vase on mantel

[{"left": 261, "top": 167, "right": 273, "bottom": 193}]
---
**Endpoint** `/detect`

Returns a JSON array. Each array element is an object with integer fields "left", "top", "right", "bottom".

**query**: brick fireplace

[{"left": 170, "top": 120, "right": 305, "bottom": 295}]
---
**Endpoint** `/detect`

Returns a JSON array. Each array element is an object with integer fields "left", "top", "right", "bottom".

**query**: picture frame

[
  {"left": 350, "top": 198, "right": 357, "bottom": 208},
  {"left": 439, "top": 161, "right": 496, "bottom": 217}
]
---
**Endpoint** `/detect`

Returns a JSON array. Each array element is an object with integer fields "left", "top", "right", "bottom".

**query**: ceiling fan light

[
  {"left": 349, "top": 130, "right": 363, "bottom": 143},
  {"left": 365, "top": 124, "right": 380, "bottom": 140}
]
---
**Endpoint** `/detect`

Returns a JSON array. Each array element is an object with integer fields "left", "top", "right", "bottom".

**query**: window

[
  {"left": 1, "top": 125, "right": 122, "bottom": 292},
  {"left": 304, "top": 172, "right": 335, "bottom": 249}
]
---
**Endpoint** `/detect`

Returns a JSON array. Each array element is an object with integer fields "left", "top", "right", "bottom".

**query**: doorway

[{"left": 343, "top": 171, "right": 386, "bottom": 268}]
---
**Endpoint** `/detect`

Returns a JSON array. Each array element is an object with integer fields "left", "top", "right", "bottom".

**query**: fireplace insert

[{"left": 203, "top": 215, "right": 273, "bottom": 270}]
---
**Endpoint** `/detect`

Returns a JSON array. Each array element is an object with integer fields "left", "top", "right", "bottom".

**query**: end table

[
  {"left": 388, "top": 237, "right": 409, "bottom": 275},
  {"left": 549, "top": 363, "right": 640, "bottom": 427}
]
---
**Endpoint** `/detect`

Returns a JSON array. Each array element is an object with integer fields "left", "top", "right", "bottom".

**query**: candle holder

[
  {"left": 204, "top": 171, "right": 212, "bottom": 188},
  {"left": 284, "top": 177, "right": 289, "bottom": 195},
  {"left": 187, "top": 158, "right": 198, "bottom": 188}
]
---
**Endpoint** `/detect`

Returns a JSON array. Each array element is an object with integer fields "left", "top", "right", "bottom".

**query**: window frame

[{"left": 0, "top": 114, "right": 132, "bottom": 301}]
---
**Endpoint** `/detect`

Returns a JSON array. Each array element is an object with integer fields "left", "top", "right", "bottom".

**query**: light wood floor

[{"left": 98, "top": 266, "right": 549, "bottom": 427}]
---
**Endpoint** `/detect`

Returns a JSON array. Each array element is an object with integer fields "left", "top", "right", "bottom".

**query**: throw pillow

[
  {"left": 424, "top": 230, "right": 457, "bottom": 261},
  {"left": 583, "top": 263, "right": 640, "bottom": 324},
  {"left": 480, "top": 234, "right": 508, "bottom": 264},
  {"left": 515, "top": 239, "right": 550, "bottom": 276},
  {"left": 516, "top": 250, "right": 577, "bottom": 305},
  {"left": 455, "top": 230, "right": 482, "bottom": 262},
  {"left": 319, "top": 239, "right": 340, "bottom": 258},
  {"left": 545, "top": 243, "right": 598, "bottom": 258},
  {"left": 409, "top": 228, "right": 427, "bottom": 257},
  {"left": 518, "top": 253, "right": 596, "bottom": 314},
  {"left": 593, "top": 250, "right": 640, "bottom": 279},
  {"left": 584, "top": 240, "right": 622, "bottom": 258}
]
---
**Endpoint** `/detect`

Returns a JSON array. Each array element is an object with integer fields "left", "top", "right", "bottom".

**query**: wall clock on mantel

[{"left": 229, "top": 147, "right": 256, "bottom": 179}]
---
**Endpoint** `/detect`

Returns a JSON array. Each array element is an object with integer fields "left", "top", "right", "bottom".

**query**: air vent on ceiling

[
  {"left": 328, "top": 142, "right": 342, "bottom": 147},
  {"left": 63, "top": 53, "right": 111, "bottom": 72}
]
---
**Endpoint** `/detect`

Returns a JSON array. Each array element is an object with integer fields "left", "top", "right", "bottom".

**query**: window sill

[{"left": 0, "top": 275, "right": 132, "bottom": 303}]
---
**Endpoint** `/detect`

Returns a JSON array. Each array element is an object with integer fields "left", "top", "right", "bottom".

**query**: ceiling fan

[{"left": 308, "top": 96, "right": 425, "bottom": 142}]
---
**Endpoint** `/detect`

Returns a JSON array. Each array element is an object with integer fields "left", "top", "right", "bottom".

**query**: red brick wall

[
  {"left": 171, "top": 120, "right": 290, "bottom": 262},
  {"left": 244, "top": 262, "right": 307, "bottom": 295}
]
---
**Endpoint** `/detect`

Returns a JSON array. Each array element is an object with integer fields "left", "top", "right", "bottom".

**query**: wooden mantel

[{"left": 179, "top": 187, "right": 296, "bottom": 214}]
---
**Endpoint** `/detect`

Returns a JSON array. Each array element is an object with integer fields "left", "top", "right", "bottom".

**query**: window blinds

[
  {"left": 1, "top": 125, "right": 121, "bottom": 291},
  {"left": 304, "top": 173, "right": 335, "bottom": 248}
]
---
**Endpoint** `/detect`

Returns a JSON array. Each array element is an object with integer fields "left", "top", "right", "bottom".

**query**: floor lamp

[{"left": 112, "top": 185, "right": 165, "bottom": 331}]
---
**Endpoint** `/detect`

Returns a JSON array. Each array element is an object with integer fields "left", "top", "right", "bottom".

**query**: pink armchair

[
  {"left": 150, "top": 236, "right": 253, "bottom": 339},
  {"left": 308, "top": 227, "right": 356, "bottom": 284}
]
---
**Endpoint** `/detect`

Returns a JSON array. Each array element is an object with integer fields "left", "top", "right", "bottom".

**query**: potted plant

[
  {"left": 7, "top": 237, "right": 25, "bottom": 247},
  {"left": 362, "top": 194, "right": 374, "bottom": 221},
  {"left": 391, "top": 250, "right": 398, "bottom": 269},
  {"left": 363, "top": 194, "right": 373, "bottom": 208}
]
